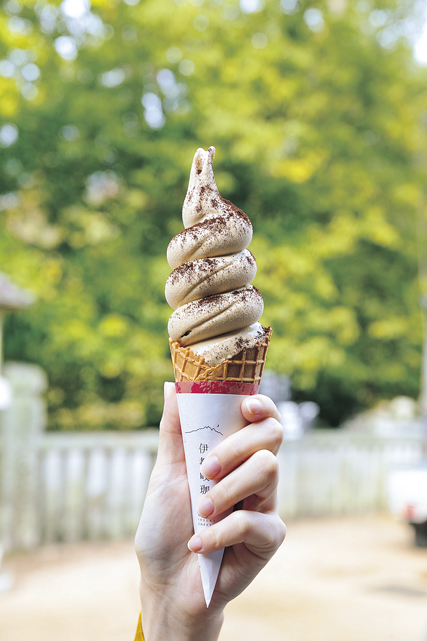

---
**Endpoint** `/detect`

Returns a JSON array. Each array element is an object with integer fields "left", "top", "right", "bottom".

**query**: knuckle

[
  {"left": 253, "top": 449, "right": 278, "bottom": 479},
  {"left": 227, "top": 438, "right": 245, "bottom": 465},
  {"left": 263, "top": 528, "right": 277, "bottom": 550},
  {"left": 205, "top": 524, "right": 221, "bottom": 550},
  {"left": 215, "top": 477, "right": 234, "bottom": 507},
  {"left": 256, "top": 394, "right": 280, "bottom": 420},
  {"left": 255, "top": 393, "right": 269, "bottom": 406},
  {"left": 277, "top": 518, "right": 287, "bottom": 545},
  {"left": 259, "top": 517, "right": 287, "bottom": 555},
  {"left": 235, "top": 510, "right": 251, "bottom": 537},
  {"left": 267, "top": 418, "right": 284, "bottom": 448},
  {"left": 267, "top": 519, "right": 287, "bottom": 550},
  {"left": 215, "top": 436, "right": 244, "bottom": 471}
]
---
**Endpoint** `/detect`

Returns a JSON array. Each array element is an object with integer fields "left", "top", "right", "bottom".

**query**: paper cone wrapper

[
  {"left": 171, "top": 330, "right": 271, "bottom": 605},
  {"left": 175, "top": 380, "right": 260, "bottom": 607}
]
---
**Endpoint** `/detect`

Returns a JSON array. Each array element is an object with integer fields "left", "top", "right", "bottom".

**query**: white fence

[
  {"left": 0, "top": 363, "right": 424, "bottom": 552},
  {"left": 36, "top": 432, "right": 159, "bottom": 546},
  {"left": 277, "top": 433, "right": 423, "bottom": 519},
  {"left": 2, "top": 430, "right": 424, "bottom": 552},
  {"left": 1, "top": 431, "right": 158, "bottom": 551}
]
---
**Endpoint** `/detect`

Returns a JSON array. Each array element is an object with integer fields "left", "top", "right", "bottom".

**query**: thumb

[{"left": 156, "top": 382, "right": 186, "bottom": 468}]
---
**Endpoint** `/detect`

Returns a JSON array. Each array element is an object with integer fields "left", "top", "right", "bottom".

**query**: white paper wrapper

[{"left": 175, "top": 381, "right": 259, "bottom": 607}]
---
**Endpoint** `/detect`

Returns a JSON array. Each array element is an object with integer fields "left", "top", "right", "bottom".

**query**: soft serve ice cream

[{"left": 166, "top": 146, "right": 270, "bottom": 368}]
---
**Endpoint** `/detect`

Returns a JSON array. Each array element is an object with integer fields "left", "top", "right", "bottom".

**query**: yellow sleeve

[{"left": 134, "top": 613, "right": 144, "bottom": 641}]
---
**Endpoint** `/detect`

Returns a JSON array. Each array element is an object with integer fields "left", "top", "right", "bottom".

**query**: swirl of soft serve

[{"left": 166, "top": 146, "right": 266, "bottom": 366}]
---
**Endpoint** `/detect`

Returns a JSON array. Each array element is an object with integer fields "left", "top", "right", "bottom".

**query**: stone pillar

[{"left": 0, "top": 362, "right": 47, "bottom": 551}]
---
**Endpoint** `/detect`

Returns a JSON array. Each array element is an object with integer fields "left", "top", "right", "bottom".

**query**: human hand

[{"left": 135, "top": 382, "right": 286, "bottom": 641}]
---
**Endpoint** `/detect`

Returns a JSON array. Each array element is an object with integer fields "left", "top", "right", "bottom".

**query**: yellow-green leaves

[{"left": 0, "top": 0, "right": 425, "bottom": 428}]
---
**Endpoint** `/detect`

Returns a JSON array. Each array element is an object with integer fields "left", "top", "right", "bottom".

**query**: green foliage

[{"left": 0, "top": 0, "right": 426, "bottom": 428}]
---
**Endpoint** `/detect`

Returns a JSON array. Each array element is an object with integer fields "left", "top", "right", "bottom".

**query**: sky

[
  {"left": 413, "top": 0, "right": 427, "bottom": 63},
  {"left": 414, "top": 22, "right": 427, "bottom": 63}
]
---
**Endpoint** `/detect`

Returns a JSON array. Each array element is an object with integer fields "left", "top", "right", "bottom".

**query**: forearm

[{"left": 140, "top": 585, "right": 224, "bottom": 641}]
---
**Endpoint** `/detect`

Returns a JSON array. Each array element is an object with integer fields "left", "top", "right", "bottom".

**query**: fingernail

[
  {"left": 202, "top": 455, "right": 221, "bottom": 479},
  {"left": 188, "top": 536, "right": 203, "bottom": 553},
  {"left": 198, "top": 496, "right": 214, "bottom": 517},
  {"left": 246, "top": 398, "right": 263, "bottom": 416}
]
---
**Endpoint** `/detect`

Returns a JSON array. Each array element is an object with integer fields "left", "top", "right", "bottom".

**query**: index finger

[
  {"left": 241, "top": 394, "right": 282, "bottom": 424},
  {"left": 200, "top": 395, "right": 283, "bottom": 481}
]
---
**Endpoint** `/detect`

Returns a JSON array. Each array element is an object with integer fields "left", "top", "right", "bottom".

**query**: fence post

[{"left": 0, "top": 362, "right": 47, "bottom": 551}]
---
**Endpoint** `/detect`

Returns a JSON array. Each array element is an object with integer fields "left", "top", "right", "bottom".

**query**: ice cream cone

[{"left": 170, "top": 327, "right": 272, "bottom": 384}]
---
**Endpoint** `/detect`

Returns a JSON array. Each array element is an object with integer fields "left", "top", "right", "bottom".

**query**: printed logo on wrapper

[{"left": 176, "top": 381, "right": 259, "bottom": 607}]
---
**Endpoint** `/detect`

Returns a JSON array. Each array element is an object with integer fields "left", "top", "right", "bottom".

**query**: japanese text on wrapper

[
  {"left": 198, "top": 443, "right": 213, "bottom": 526},
  {"left": 199, "top": 443, "right": 210, "bottom": 490}
]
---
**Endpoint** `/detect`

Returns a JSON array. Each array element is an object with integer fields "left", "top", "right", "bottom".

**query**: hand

[{"left": 135, "top": 382, "right": 286, "bottom": 641}]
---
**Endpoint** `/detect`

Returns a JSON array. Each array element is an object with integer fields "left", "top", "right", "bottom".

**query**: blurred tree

[{"left": 0, "top": 0, "right": 426, "bottom": 428}]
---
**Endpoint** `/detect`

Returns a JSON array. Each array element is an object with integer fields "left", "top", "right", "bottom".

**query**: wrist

[{"left": 140, "top": 583, "right": 224, "bottom": 641}]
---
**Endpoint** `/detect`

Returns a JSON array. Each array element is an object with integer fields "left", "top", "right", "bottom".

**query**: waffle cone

[{"left": 170, "top": 327, "right": 272, "bottom": 383}]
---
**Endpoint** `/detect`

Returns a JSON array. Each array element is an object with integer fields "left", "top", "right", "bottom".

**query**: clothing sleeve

[{"left": 134, "top": 613, "right": 144, "bottom": 641}]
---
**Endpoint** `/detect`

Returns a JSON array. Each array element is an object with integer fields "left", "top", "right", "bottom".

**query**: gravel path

[{"left": 1, "top": 516, "right": 426, "bottom": 641}]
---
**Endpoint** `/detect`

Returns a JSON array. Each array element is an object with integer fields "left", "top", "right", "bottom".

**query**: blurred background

[{"left": 1, "top": 0, "right": 427, "bottom": 639}]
